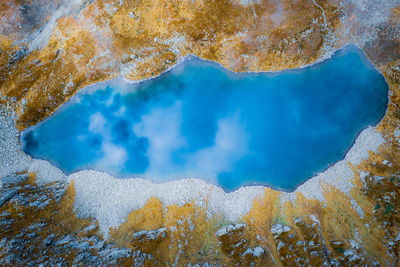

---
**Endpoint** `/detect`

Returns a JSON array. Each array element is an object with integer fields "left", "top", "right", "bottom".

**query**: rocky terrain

[
  {"left": 0, "top": 173, "right": 133, "bottom": 265},
  {"left": 1, "top": 157, "right": 400, "bottom": 265},
  {"left": 0, "top": 0, "right": 399, "bottom": 265}
]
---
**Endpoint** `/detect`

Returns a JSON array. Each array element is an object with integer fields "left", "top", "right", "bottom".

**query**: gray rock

[
  {"left": 0, "top": 188, "right": 18, "bottom": 208},
  {"left": 56, "top": 235, "right": 74, "bottom": 245},
  {"left": 82, "top": 224, "right": 97, "bottom": 233},
  {"left": 2, "top": 173, "right": 29, "bottom": 186},
  {"left": 92, "top": 240, "right": 105, "bottom": 251},
  {"left": 215, "top": 223, "right": 246, "bottom": 237},
  {"left": 242, "top": 246, "right": 264, "bottom": 257},
  {"left": 75, "top": 252, "right": 91, "bottom": 262},
  {"left": 43, "top": 234, "right": 55, "bottom": 246},
  {"left": 0, "top": 238, "right": 7, "bottom": 249},
  {"left": 100, "top": 247, "right": 132, "bottom": 262},
  {"left": 132, "top": 227, "right": 168, "bottom": 241},
  {"left": 271, "top": 224, "right": 291, "bottom": 236}
]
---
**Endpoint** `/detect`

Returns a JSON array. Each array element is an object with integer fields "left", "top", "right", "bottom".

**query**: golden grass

[
  {"left": 0, "top": 0, "right": 341, "bottom": 129},
  {"left": 109, "top": 196, "right": 164, "bottom": 248}
]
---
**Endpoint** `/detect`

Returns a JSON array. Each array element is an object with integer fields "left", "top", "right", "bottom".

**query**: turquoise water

[{"left": 22, "top": 47, "right": 388, "bottom": 191}]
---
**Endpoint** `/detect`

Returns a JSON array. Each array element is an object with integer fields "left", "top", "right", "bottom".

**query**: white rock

[
  {"left": 271, "top": 224, "right": 291, "bottom": 235},
  {"left": 215, "top": 223, "right": 245, "bottom": 237}
]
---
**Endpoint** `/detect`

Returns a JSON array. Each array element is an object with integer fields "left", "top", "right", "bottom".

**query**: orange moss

[
  {"left": 0, "top": 0, "right": 342, "bottom": 129},
  {"left": 243, "top": 188, "right": 281, "bottom": 260},
  {"left": 109, "top": 196, "right": 221, "bottom": 265},
  {"left": 109, "top": 196, "right": 164, "bottom": 247}
]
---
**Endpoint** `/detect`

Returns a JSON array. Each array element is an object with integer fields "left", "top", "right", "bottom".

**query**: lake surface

[{"left": 22, "top": 47, "right": 388, "bottom": 191}]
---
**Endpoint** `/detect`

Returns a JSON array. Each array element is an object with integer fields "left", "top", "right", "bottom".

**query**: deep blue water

[{"left": 21, "top": 47, "right": 388, "bottom": 191}]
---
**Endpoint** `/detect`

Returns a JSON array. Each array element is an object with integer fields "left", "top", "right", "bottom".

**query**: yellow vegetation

[
  {"left": 109, "top": 197, "right": 222, "bottom": 265},
  {"left": 0, "top": 176, "right": 104, "bottom": 264},
  {"left": 109, "top": 196, "right": 164, "bottom": 247},
  {"left": 243, "top": 188, "right": 281, "bottom": 260},
  {"left": 0, "top": 0, "right": 341, "bottom": 129}
]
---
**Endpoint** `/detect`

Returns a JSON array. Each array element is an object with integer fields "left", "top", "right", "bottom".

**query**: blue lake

[{"left": 21, "top": 47, "right": 388, "bottom": 191}]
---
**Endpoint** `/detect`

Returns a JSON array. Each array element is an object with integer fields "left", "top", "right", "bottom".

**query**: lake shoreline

[
  {"left": 1, "top": 41, "right": 390, "bottom": 236},
  {"left": 1, "top": 109, "right": 385, "bottom": 236}
]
